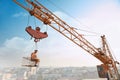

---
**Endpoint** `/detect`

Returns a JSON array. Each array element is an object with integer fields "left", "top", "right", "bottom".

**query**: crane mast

[
  {"left": 13, "top": 0, "right": 120, "bottom": 80},
  {"left": 100, "top": 35, "right": 120, "bottom": 80}
]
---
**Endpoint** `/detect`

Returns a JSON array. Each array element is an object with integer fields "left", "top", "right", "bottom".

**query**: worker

[{"left": 31, "top": 50, "right": 40, "bottom": 66}]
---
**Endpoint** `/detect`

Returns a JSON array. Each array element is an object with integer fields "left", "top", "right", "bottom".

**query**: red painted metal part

[{"left": 25, "top": 26, "right": 48, "bottom": 42}]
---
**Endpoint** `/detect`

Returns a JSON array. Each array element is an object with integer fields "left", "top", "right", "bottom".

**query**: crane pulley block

[{"left": 26, "top": 26, "right": 48, "bottom": 42}]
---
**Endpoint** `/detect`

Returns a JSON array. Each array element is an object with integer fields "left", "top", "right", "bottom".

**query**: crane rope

[
  {"left": 46, "top": 0, "right": 102, "bottom": 36},
  {"left": 33, "top": 16, "right": 37, "bottom": 28},
  {"left": 70, "top": 27, "right": 102, "bottom": 36},
  {"left": 44, "top": 25, "right": 48, "bottom": 32},
  {"left": 27, "top": 15, "right": 30, "bottom": 26},
  {"left": 26, "top": 8, "right": 39, "bottom": 51},
  {"left": 35, "top": 42, "right": 38, "bottom": 50},
  {"left": 105, "top": 38, "right": 120, "bottom": 65}
]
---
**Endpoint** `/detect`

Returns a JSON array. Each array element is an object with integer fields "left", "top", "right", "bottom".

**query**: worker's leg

[
  {"left": 31, "top": 59, "right": 38, "bottom": 66},
  {"left": 34, "top": 59, "right": 40, "bottom": 66}
]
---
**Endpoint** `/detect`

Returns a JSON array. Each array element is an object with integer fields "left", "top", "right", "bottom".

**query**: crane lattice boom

[{"left": 13, "top": 0, "right": 120, "bottom": 80}]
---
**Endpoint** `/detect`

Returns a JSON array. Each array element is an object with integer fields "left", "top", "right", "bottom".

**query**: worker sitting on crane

[{"left": 31, "top": 50, "right": 40, "bottom": 67}]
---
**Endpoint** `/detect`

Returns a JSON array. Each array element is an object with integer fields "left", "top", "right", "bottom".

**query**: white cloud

[
  {"left": 0, "top": 35, "right": 102, "bottom": 67},
  {"left": 39, "top": 1, "right": 120, "bottom": 66},
  {"left": 1, "top": 0, "right": 120, "bottom": 67},
  {"left": 77, "top": 0, "right": 120, "bottom": 63},
  {"left": 12, "top": 12, "right": 28, "bottom": 17},
  {"left": 52, "top": 1, "right": 120, "bottom": 66},
  {"left": 54, "top": 11, "right": 81, "bottom": 27},
  {"left": 0, "top": 37, "right": 34, "bottom": 67}
]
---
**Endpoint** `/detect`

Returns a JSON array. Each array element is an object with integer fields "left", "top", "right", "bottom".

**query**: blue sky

[{"left": 0, "top": 0, "right": 120, "bottom": 67}]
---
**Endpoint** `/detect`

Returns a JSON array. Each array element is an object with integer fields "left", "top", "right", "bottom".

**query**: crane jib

[{"left": 13, "top": 0, "right": 120, "bottom": 80}]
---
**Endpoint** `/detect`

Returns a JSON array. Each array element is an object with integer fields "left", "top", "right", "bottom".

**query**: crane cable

[
  {"left": 46, "top": 0, "right": 102, "bottom": 36},
  {"left": 27, "top": 14, "right": 30, "bottom": 26},
  {"left": 105, "top": 38, "right": 120, "bottom": 65},
  {"left": 34, "top": 17, "right": 37, "bottom": 28},
  {"left": 26, "top": 9, "right": 39, "bottom": 50},
  {"left": 46, "top": 0, "right": 120, "bottom": 65},
  {"left": 35, "top": 42, "right": 38, "bottom": 50}
]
